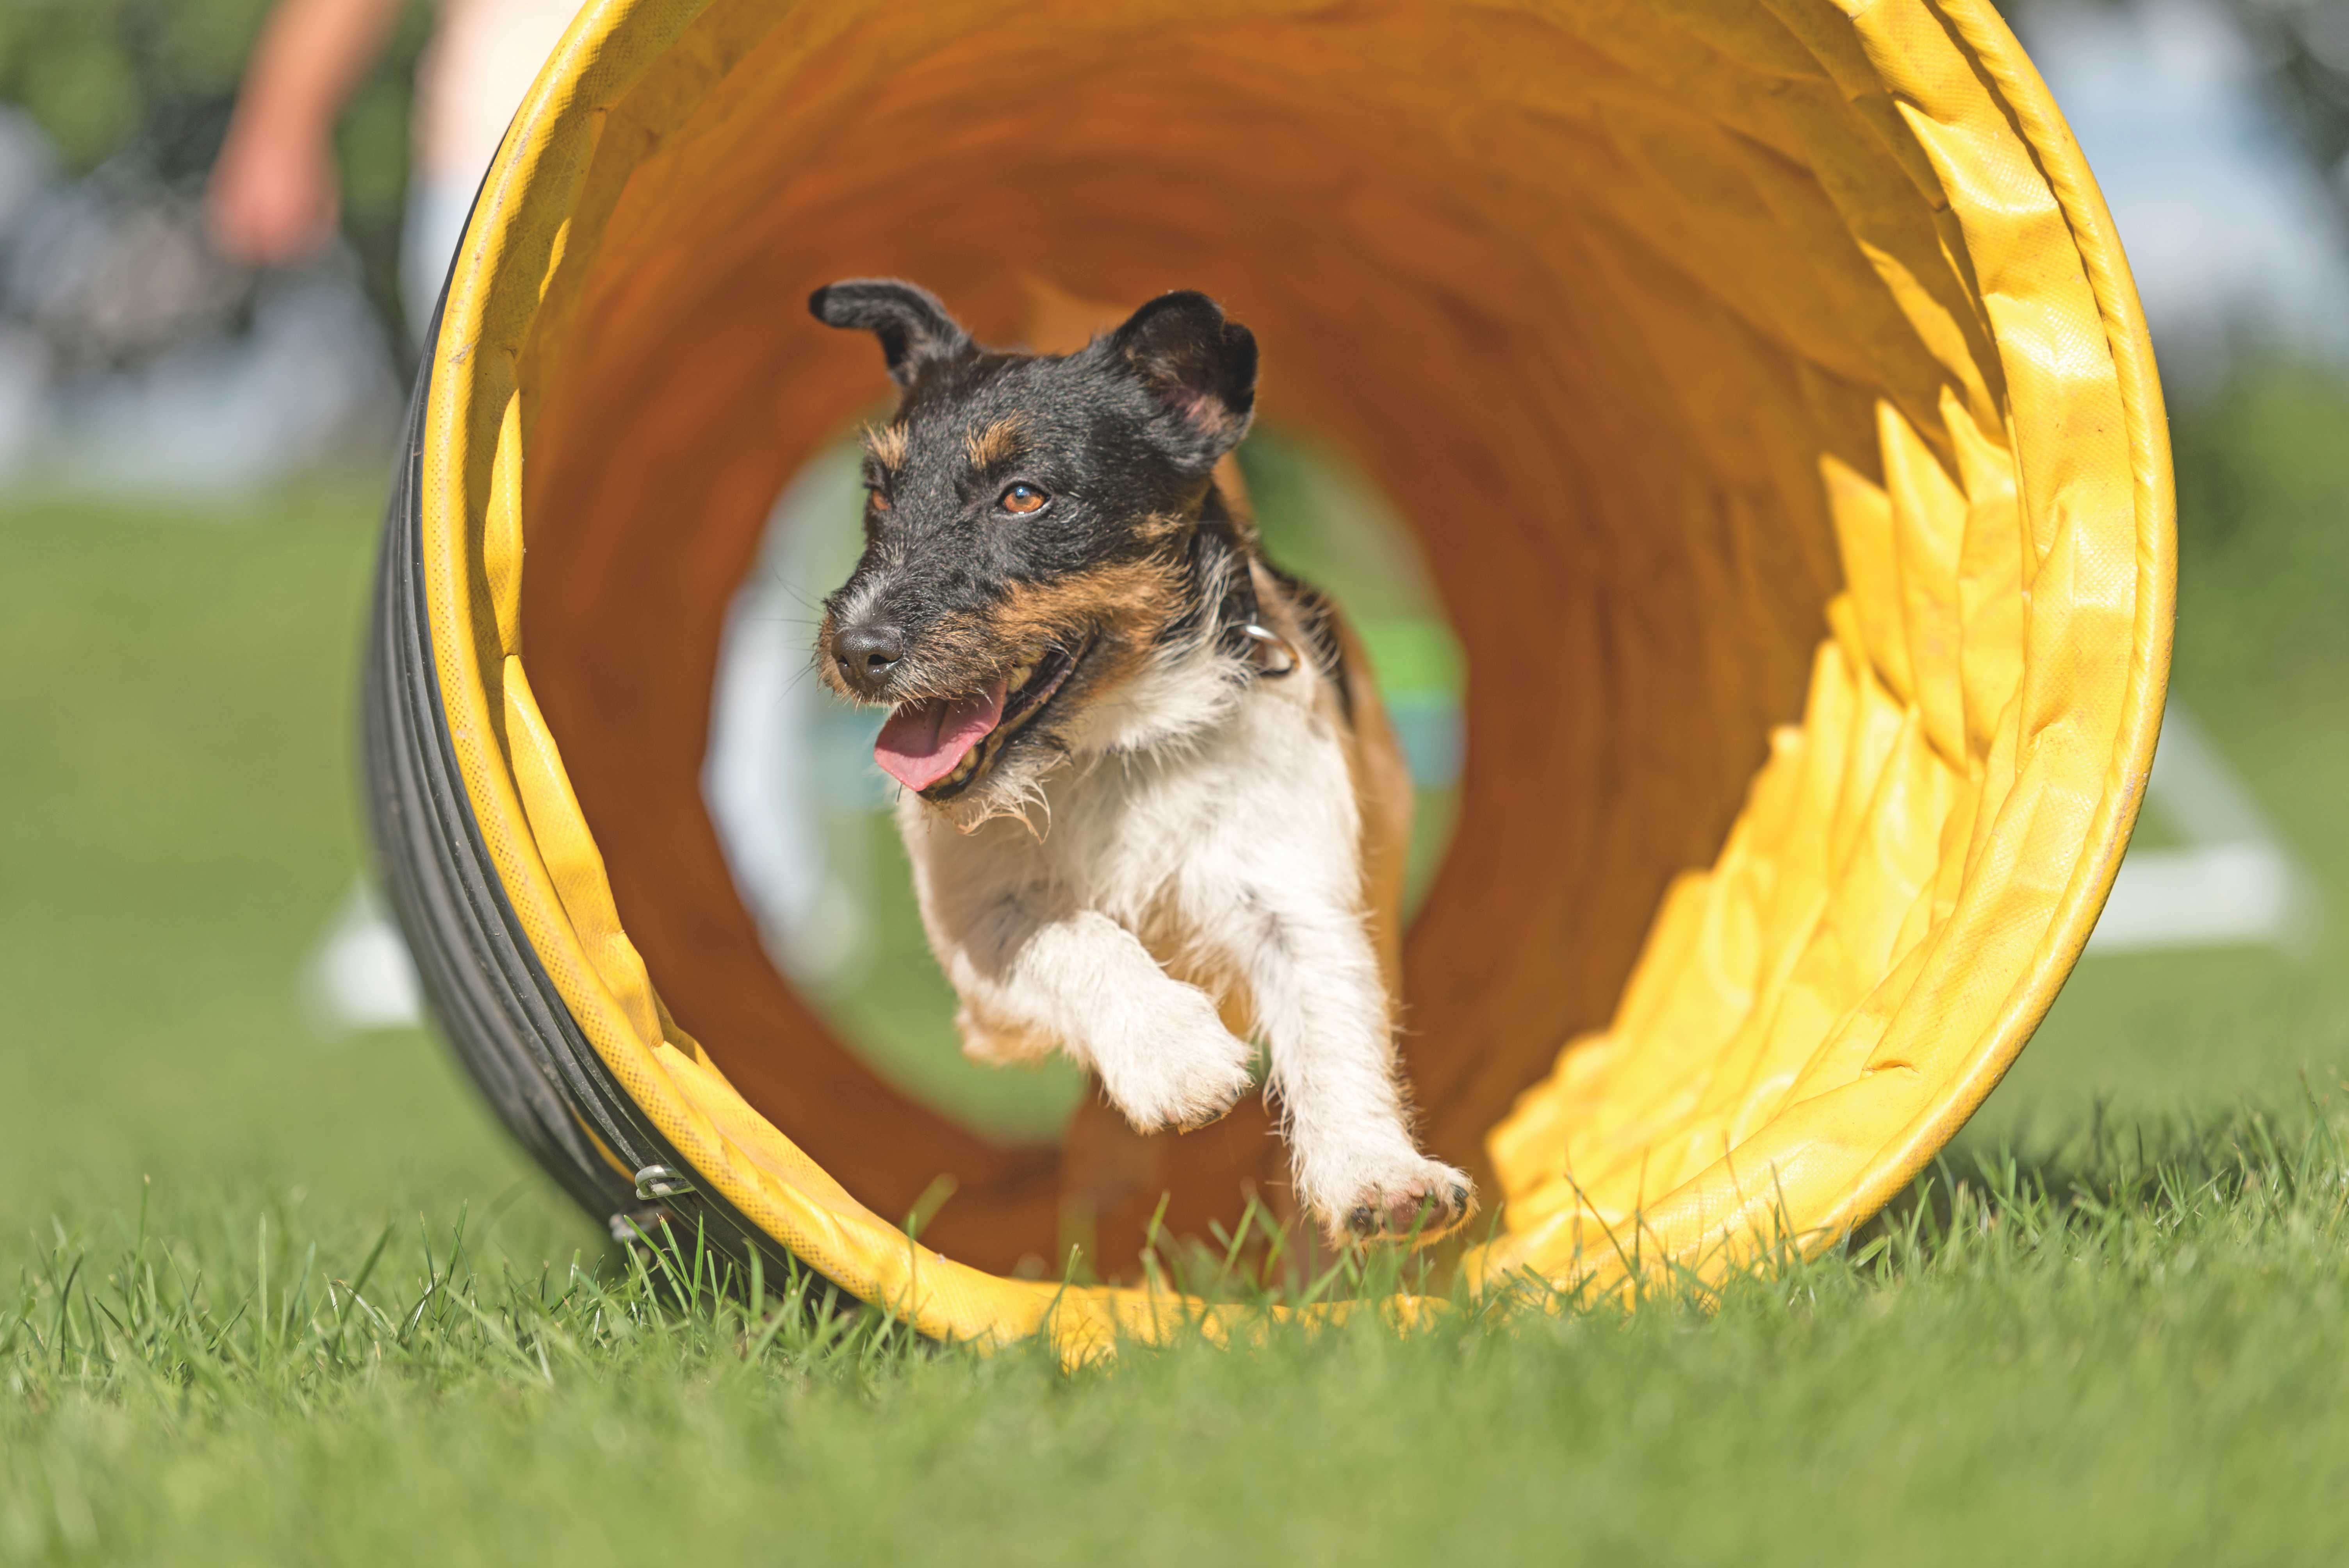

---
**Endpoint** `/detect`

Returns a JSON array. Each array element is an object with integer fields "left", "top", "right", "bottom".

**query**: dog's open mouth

[{"left": 873, "top": 643, "right": 1087, "bottom": 800}]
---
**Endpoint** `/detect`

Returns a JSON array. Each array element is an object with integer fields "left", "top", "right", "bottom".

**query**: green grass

[
  {"left": 6, "top": 1105, "right": 2347, "bottom": 1564},
  {"left": 2, "top": 362, "right": 2347, "bottom": 1563}
]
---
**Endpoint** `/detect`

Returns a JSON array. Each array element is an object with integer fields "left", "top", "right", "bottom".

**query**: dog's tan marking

[
  {"left": 984, "top": 556, "right": 1184, "bottom": 661},
  {"left": 965, "top": 416, "right": 1027, "bottom": 472},
  {"left": 1130, "top": 511, "right": 1188, "bottom": 547},
  {"left": 862, "top": 422, "right": 909, "bottom": 471}
]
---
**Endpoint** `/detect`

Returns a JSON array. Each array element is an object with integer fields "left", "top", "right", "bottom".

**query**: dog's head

[{"left": 809, "top": 278, "right": 1259, "bottom": 823}]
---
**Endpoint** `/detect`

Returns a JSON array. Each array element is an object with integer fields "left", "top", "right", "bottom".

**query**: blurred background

[{"left": 0, "top": 0, "right": 2344, "bottom": 1245}]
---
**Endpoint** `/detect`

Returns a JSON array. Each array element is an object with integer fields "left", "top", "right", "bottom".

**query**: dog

[{"left": 808, "top": 278, "right": 1472, "bottom": 1246}]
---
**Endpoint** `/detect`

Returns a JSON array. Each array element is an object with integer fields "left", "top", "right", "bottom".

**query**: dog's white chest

[
  {"left": 904, "top": 681, "right": 1353, "bottom": 939},
  {"left": 1037, "top": 709, "right": 1269, "bottom": 911}
]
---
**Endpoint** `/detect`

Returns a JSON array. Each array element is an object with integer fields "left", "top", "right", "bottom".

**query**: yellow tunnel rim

[{"left": 397, "top": 0, "right": 2174, "bottom": 1351}]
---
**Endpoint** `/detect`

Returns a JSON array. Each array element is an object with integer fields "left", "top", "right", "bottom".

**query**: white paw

[
  {"left": 1091, "top": 989, "right": 1256, "bottom": 1135},
  {"left": 1300, "top": 1149, "right": 1477, "bottom": 1247}
]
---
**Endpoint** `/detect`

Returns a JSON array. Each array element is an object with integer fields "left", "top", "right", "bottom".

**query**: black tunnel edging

[{"left": 361, "top": 290, "right": 839, "bottom": 1304}]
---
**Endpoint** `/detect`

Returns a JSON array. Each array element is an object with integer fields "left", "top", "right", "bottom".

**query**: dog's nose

[{"left": 833, "top": 624, "right": 905, "bottom": 693}]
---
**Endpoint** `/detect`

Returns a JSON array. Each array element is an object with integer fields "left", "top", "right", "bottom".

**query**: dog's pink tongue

[{"left": 874, "top": 680, "right": 1008, "bottom": 792}]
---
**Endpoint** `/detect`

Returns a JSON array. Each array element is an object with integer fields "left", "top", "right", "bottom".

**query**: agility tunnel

[{"left": 366, "top": 0, "right": 2173, "bottom": 1351}]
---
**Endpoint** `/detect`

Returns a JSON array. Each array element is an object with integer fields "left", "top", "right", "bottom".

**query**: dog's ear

[
  {"left": 809, "top": 279, "right": 971, "bottom": 389},
  {"left": 1110, "top": 291, "right": 1257, "bottom": 466}
]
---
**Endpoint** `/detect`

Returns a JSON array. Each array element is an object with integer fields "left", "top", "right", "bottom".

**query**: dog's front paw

[
  {"left": 1091, "top": 989, "right": 1256, "bottom": 1135},
  {"left": 1306, "top": 1153, "right": 1476, "bottom": 1248}
]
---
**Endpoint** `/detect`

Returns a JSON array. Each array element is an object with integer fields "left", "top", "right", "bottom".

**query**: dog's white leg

[
  {"left": 939, "top": 896, "right": 1256, "bottom": 1134},
  {"left": 1240, "top": 902, "right": 1473, "bottom": 1243}
]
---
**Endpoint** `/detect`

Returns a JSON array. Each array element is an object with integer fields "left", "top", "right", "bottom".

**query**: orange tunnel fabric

[{"left": 385, "top": 0, "right": 2172, "bottom": 1351}]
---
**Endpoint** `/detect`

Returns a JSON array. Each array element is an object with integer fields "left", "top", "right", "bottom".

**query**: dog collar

[
  {"left": 1234, "top": 621, "right": 1299, "bottom": 676},
  {"left": 1213, "top": 559, "right": 1300, "bottom": 678}
]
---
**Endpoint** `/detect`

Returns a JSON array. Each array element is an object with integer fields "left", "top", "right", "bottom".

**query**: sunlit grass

[{"left": 3, "top": 1093, "right": 2345, "bottom": 1564}]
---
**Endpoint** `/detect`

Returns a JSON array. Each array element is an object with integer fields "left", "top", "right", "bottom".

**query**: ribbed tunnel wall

[{"left": 382, "top": 0, "right": 2172, "bottom": 1348}]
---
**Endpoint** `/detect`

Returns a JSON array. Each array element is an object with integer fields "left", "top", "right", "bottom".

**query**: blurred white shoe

[{"left": 305, "top": 877, "right": 423, "bottom": 1033}]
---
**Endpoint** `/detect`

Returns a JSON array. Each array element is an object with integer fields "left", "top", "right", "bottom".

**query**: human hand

[{"left": 207, "top": 118, "right": 341, "bottom": 265}]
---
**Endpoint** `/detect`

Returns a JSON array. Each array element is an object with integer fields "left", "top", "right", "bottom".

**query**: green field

[{"left": 2, "top": 367, "right": 2346, "bottom": 1563}]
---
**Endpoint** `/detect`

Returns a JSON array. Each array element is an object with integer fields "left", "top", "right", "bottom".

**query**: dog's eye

[
  {"left": 998, "top": 483, "right": 1049, "bottom": 516},
  {"left": 866, "top": 487, "right": 891, "bottom": 513}
]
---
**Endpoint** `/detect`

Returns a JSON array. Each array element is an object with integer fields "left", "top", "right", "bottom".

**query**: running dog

[{"left": 809, "top": 278, "right": 1472, "bottom": 1244}]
